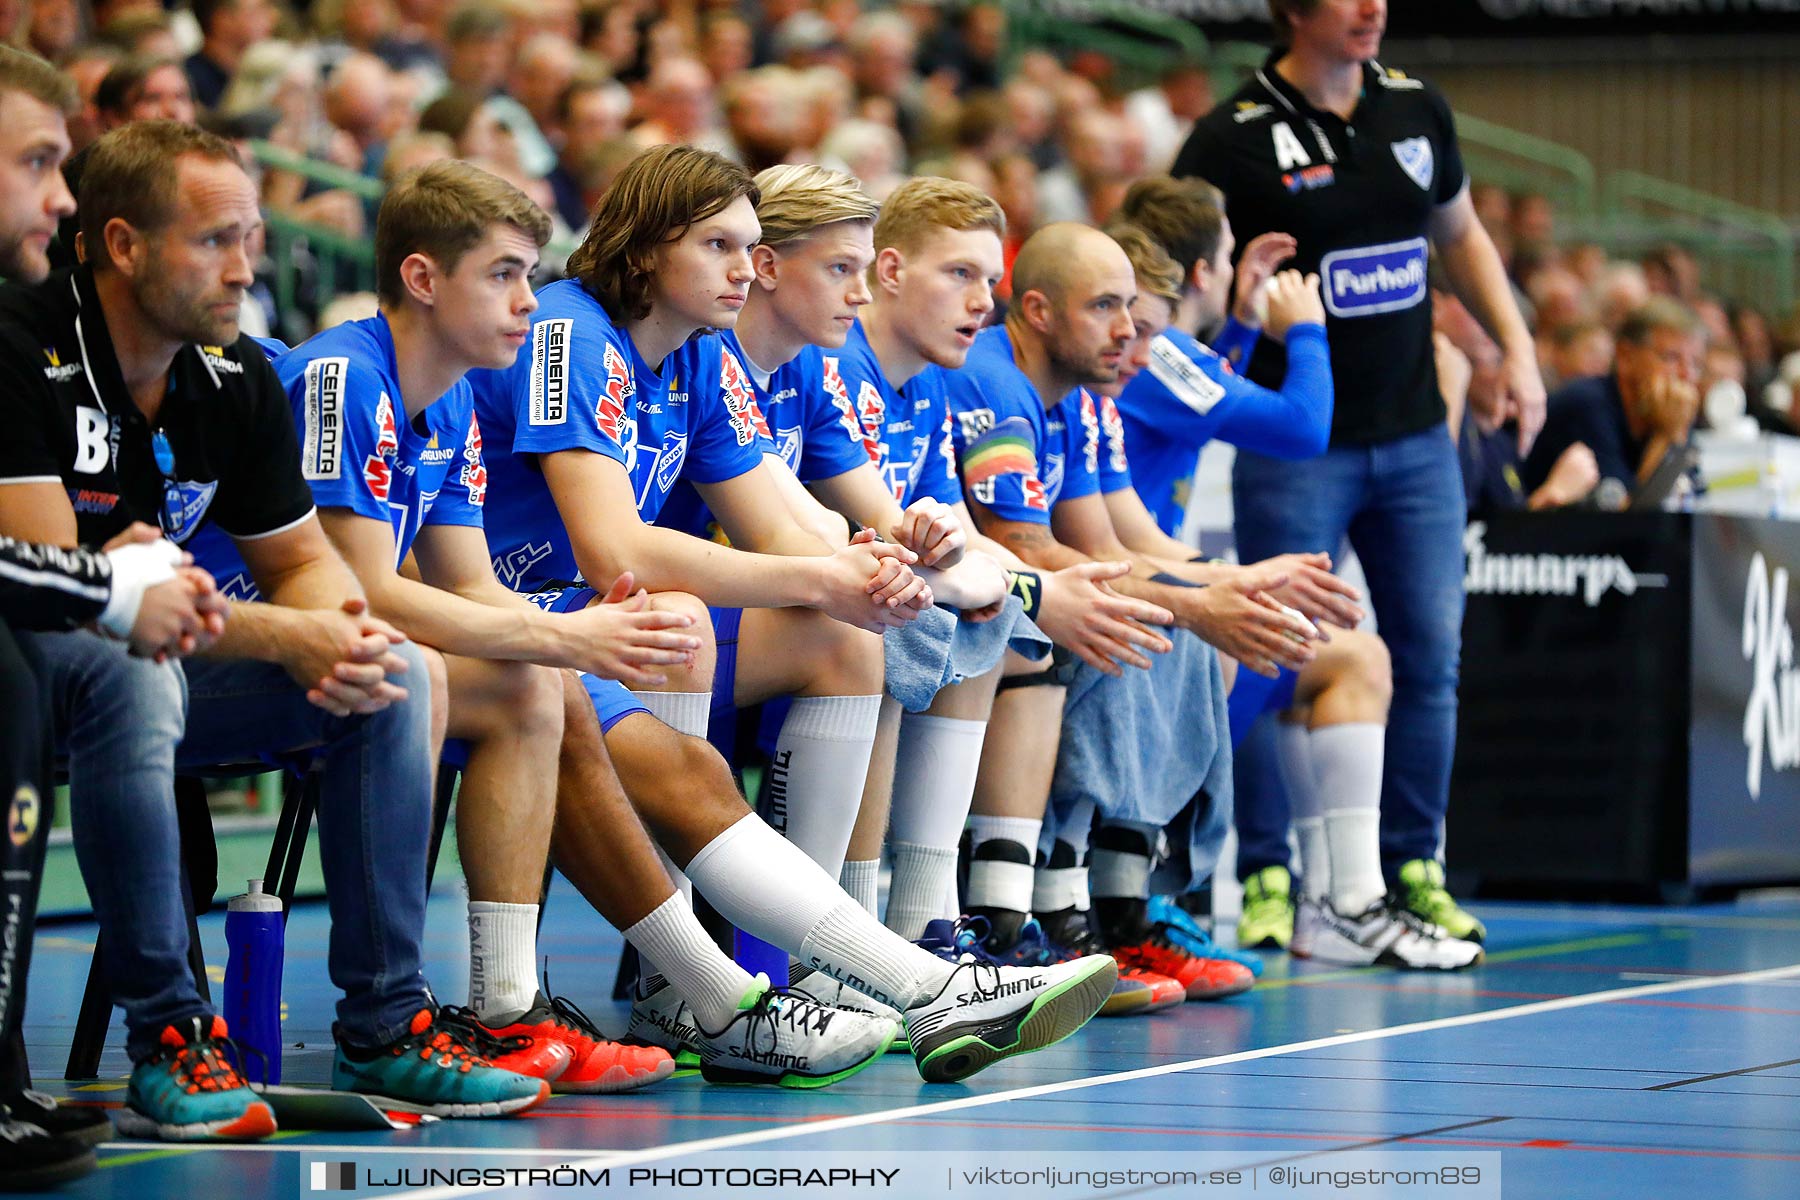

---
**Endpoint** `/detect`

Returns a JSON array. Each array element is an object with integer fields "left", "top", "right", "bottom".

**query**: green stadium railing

[{"left": 1004, "top": 0, "right": 1210, "bottom": 86}]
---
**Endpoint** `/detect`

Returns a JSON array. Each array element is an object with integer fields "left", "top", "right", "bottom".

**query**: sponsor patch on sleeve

[
  {"left": 301, "top": 356, "right": 347, "bottom": 480},
  {"left": 460, "top": 413, "right": 488, "bottom": 507},
  {"left": 1320, "top": 237, "right": 1428, "bottom": 318},
  {"left": 594, "top": 342, "right": 634, "bottom": 442},
  {"left": 1146, "top": 336, "right": 1227, "bottom": 416},
  {"left": 528, "top": 319, "right": 573, "bottom": 426}
]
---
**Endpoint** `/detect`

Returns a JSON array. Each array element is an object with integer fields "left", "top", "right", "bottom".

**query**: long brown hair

[{"left": 565, "top": 143, "right": 759, "bottom": 322}]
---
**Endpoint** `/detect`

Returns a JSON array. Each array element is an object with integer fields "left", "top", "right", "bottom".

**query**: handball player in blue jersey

[
  {"left": 467, "top": 144, "right": 1118, "bottom": 1083},
  {"left": 1087, "top": 224, "right": 1478, "bottom": 971},
  {"left": 669, "top": 167, "right": 1025, "bottom": 948}
]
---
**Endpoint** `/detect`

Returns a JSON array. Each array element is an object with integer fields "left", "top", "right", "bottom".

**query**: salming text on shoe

[
  {"left": 1149, "top": 895, "right": 1265, "bottom": 978},
  {"left": 1237, "top": 865, "right": 1294, "bottom": 950},
  {"left": 904, "top": 943, "right": 1117, "bottom": 1083},
  {"left": 3, "top": 1089, "right": 112, "bottom": 1148},
  {"left": 787, "top": 963, "right": 910, "bottom": 1053},
  {"left": 696, "top": 975, "right": 896, "bottom": 1089},
  {"left": 1107, "top": 926, "right": 1254, "bottom": 1002},
  {"left": 1295, "top": 897, "right": 1482, "bottom": 970},
  {"left": 438, "top": 1006, "right": 572, "bottom": 1084},
  {"left": 1395, "top": 859, "right": 1487, "bottom": 944},
  {"left": 0, "top": 1117, "right": 95, "bottom": 1190},
  {"left": 486, "top": 993, "right": 675, "bottom": 1094},
  {"left": 119, "top": 1016, "right": 277, "bottom": 1142},
  {"left": 625, "top": 975, "right": 704, "bottom": 1069},
  {"left": 331, "top": 1009, "right": 550, "bottom": 1117}
]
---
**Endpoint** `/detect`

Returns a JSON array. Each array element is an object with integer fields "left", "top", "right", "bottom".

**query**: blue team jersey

[
  {"left": 656, "top": 331, "right": 869, "bottom": 541},
  {"left": 945, "top": 326, "right": 1099, "bottom": 525},
  {"left": 466, "top": 279, "right": 767, "bottom": 594},
  {"left": 1115, "top": 324, "right": 1332, "bottom": 535},
  {"left": 823, "top": 321, "right": 962, "bottom": 508},
  {"left": 191, "top": 314, "right": 486, "bottom": 600}
]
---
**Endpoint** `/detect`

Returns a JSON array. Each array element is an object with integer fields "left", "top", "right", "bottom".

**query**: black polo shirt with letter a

[
  {"left": 1174, "top": 53, "right": 1467, "bottom": 447},
  {"left": 0, "top": 266, "right": 315, "bottom": 549}
]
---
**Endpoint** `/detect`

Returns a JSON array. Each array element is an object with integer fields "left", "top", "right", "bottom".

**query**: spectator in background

[
  {"left": 1440, "top": 306, "right": 1599, "bottom": 513},
  {"left": 62, "top": 43, "right": 121, "bottom": 151},
  {"left": 545, "top": 75, "right": 629, "bottom": 229},
  {"left": 378, "top": 127, "right": 453, "bottom": 185},
  {"left": 1595, "top": 260, "right": 1651, "bottom": 332},
  {"left": 1642, "top": 242, "right": 1702, "bottom": 305},
  {"left": 1522, "top": 299, "right": 1704, "bottom": 500},
  {"left": 96, "top": 54, "right": 196, "bottom": 130},
  {"left": 1470, "top": 182, "right": 1511, "bottom": 235},
  {"left": 1125, "top": 60, "right": 1211, "bottom": 172},
  {"left": 1001, "top": 78, "right": 1057, "bottom": 171},
  {"left": 27, "top": 0, "right": 84, "bottom": 63},
  {"left": 445, "top": 1, "right": 512, "bottom": 95},
  {"left": 509, "top": 32, "right": 585, "bottom": 146},
  {"left": 1034, "top": 109, "right": 1124, "bottom": 226},
  {"left": 848, "top": 11, "right": 921, "bottom": 148},
  {"left": 719, "top": 64, "right": 807, "bottom": 172},
  {"left": 1733, "top": 302, "right": 1778, "bottom": 396},
  {"left": 186, "top": 0, "right": 278, "bottom": 110},
  {"left": 1511, "top": 189, "right": 1555, "bottom": 250},
  {"left": 96, "top": 10, "right": 180, "bottom": 59},
  {"left": 630, "top": 56, "right": 720, "bottom": 149},
  {"left": 418, "top": 86, "right": 504, "bottom": 164},
  {"left": 817, "top": 117, "right": 904, "bottom": 199},
  {"left": 323, "top": 53, "right": 396, "bottom": 178},
  {"left": 700, "top": 10, "right": 753, "bottom": 85},
  {"left": 918, "top": 2, "right": 1005, "bottom": 94},
  {"left": 1546, "top": 320, "right": 1616, "bottom": 390}
]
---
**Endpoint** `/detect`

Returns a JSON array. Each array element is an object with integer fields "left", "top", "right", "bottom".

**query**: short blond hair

[
  {"left": 751, "top": 163, "right": 878, "bottom": 249},
  {"left": 870, "top": 175, "right": 1005, "bottom": 260},
  {"left": 1105, "top": 223, "right": 1183, "bottom": 308}
]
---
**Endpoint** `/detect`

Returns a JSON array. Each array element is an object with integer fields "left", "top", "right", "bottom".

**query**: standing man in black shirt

[
  {"left": 0, "top": 120, "right": 548, "bottom": 1142},
  {"left": 1174, "top": 0, "right": 1542, "bottom": 945}
]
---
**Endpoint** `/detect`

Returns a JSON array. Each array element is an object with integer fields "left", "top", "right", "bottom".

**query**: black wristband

[
  {"left": 1188, "top": 553, "right": 1217, "bottom": 564},
  {"left": 1151, "top": 571, "right": 1204, "bottom": 588},
  {"left": 1007, "top": 569, "right": 1044, "bottom": 621}
]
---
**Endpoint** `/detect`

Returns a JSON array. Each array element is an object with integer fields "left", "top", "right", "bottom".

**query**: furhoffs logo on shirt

[{"left": 1320, "top": 238, "right": 1429, "bottom": 318}]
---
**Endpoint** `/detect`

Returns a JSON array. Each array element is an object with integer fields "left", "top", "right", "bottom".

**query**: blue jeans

[
  {"left": 26, "top": 630, "right": 436, "bottom": 1061},
  {"left": 1232, "top": 423, "right": 1465, "bottom": 878}
]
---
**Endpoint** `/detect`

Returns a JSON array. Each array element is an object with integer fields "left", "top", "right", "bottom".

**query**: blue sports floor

[{"left": 17, "top": 882, "right": 1800, "bottom": 1198}]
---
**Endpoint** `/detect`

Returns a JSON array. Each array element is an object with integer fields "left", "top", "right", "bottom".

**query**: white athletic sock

[
  {"left": 840, "top": 858, "right": 880, "bottom": 916},
  {"left": 684, "top": 814, "right": 954, "bottom": 1010},
  {"left": 1277, "top": 722, "right": 1329, "bottom": 903},
  {"left": 766, "top": 695, "right": 882, "bottom": 879},
  {"left": 890, "top": 715, "right": 986, "bottom": 847},
  {"left": 623, "top": 891, "right": 755, "bottom": 1030},
  {"left": 1314, "top": 723, "right": 1387, "bottom": 915},
  {"left": 631, "top": 690, "right": 711, "bottom": 739},
  {"left": 968, "top": 815, "right": 1043, "bottom": 855},
  {"left": 884, "top": 841, "right": 958, "bottom": 939},
  {"left": 466, "top": 900, "right": 539, "bottom": 1022}
]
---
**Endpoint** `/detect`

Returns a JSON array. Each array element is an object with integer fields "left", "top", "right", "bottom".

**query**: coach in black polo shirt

[
  {"left": 0, "top": 120, "right": 481, "bottom": 1140},
  {"left": 1173, "top": 0, "right": 1542, "bottom": 946}
]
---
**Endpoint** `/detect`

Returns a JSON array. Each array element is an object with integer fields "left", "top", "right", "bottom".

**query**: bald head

[
  {"left": 1011, "top": 222, "right": 1132, "bottom": 310},
  {"left": 1010, "top": 223, "right": 1138, "bottom": 389}
]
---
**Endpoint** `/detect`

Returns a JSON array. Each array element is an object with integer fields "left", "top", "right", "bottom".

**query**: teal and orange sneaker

[
  {"left": 118, "top": 1016, "right": 277, "bottom": 1142},
  {"left": 1150, "top": 895, "right": 1265, "bottom": 978},
  {"left": 1394, "top": 859, "right": 1487, "bottom": 945},
  {"left": 332, "top": 1008, "right": 549, "bottom": 1118}
]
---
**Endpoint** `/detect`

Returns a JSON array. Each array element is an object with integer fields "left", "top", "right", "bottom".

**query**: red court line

[{"left": 1409, "top": 1135, "right": 1800, "bottom": 1163}]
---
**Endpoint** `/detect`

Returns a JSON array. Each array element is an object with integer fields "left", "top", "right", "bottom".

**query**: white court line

[{"left": 309, "top": 962, "right": 1800, "bottom": 1199}]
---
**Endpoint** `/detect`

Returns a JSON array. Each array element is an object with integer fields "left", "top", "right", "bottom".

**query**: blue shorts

[
  {"left": 706, "top": 607, "right": 744, "bottom": 760},
  {"left": 1226, "top": 665, "right": 1299, "bottom": 746},
  {"left": 526, "top": 584, "right": 652, "bottom": 733}
]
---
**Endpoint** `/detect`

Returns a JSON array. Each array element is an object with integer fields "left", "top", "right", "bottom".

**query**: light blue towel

[
  {"left": 883, "top": 597, "right": 1051, "bottom": 713},
  {"left": 1049, "top": 628, "right": 1234, "bottom": 893}
]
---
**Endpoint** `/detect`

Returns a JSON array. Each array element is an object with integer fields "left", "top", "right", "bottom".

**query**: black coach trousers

[{"left": 0, "top": 621, "right": 53, "bottom": 1098}]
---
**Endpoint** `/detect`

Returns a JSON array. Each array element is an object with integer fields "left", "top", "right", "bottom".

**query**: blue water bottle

[{"left": 223, "top": 878, "right": 284, "bottom": 1084}]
